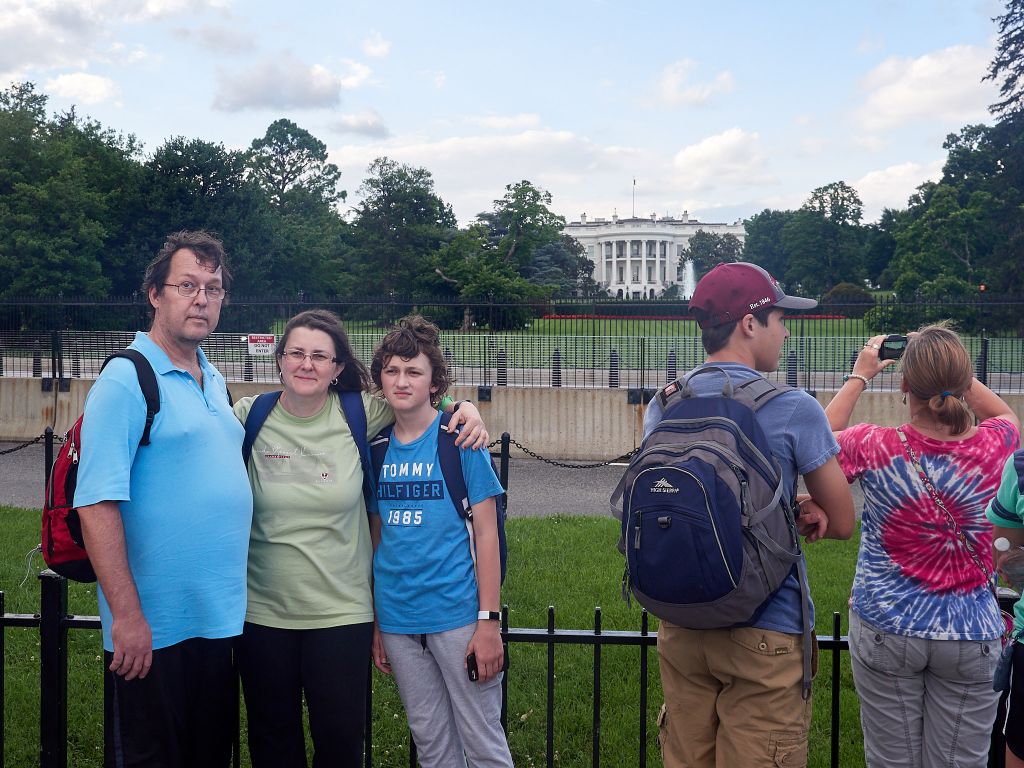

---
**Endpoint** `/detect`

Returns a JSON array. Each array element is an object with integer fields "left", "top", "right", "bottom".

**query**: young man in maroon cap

[{"left": 643, "top": 262, "right": 854, "bottom": 768}]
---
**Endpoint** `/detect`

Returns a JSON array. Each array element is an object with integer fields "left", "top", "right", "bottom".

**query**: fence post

[
  {"left": 551, "top": 349, "right": 562, "bottom": 388},
  {"left": 609, "top": 350, "right": 619, "bottom": 388},
  {"left": 499, "top": 432, "right": 511, "bottom": 512},
  {"left": 33, "top": 341, "right": 42, "bottom": 378},
  {"left": 243, "top": 354, "right": 254, "bottom": 383},
  {"left": 977, "top": 334, "right": 989, "bottom": 387},
  {"left": 666, "top": 350, "right": 677, "bottom": 383},
  {"left": 71, "top": 358, "right": 81, "bottom": 378},
  {"left": 0, "top": 346, "right": 5, "bottom": 376},
  {"left": 39, "top": 571, "right": 69, "bottom": 768}
]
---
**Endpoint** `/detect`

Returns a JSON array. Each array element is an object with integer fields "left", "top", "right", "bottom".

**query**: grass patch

[{"left": 1, "top": 507, "right": 864, "bottom": 767}]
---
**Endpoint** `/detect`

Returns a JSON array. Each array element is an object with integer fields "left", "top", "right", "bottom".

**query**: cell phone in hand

[
  {"left": 467, "top": 652, "right": 479, "bottom": 681},
  {"left": 879, "top": 334, "right": 908, "bottom": 360}
]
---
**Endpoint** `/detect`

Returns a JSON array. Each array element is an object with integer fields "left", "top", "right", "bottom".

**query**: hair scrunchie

[{"left": 940, "top": 391, "right": 954, "bottom": 401}]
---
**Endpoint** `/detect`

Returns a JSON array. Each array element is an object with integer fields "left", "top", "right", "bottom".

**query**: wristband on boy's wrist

[{"left": 477, "top": 610, "right": 500, "bottom": 621}]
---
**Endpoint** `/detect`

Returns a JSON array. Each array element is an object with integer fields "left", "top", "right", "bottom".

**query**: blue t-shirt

[
  {"left": 74, "top": 331, "right": 253, "bottom": 651},
  {"left": 372, "top": 412, "right": 504, "bottom": 634},
  {"left": 643, "top": 363, "right": 840, "bottom": 633}
]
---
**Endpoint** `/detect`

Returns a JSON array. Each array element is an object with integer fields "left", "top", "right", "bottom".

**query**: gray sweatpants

[
  {"left": 849, "top": 611, "right": 1000, "bottom": 768},
  {"left": 382, "top": 623, "right": 513, "bottom": 768}
]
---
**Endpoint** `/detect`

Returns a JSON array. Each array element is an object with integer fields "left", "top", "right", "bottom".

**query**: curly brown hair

[{"left": 371, "top": 314, "right": 452, "bottom": 405}]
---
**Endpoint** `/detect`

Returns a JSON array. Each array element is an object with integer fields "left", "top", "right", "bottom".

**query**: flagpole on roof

[{"left": 632, "top": 178, "right": 635, "bottom": 218}]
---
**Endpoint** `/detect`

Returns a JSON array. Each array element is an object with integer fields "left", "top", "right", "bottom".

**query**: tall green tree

[
  {"left": 684, "top": 230, "right": 743, "bottom": 279},
  {"left": 343, "top": 157, "right": 456, "bottom": 295},
  {"left": 741, "top": 209, "right": 795, "bottom": 278},
  {"left": 485, "top": 181, "right": 565, "bottom": 270},
  {"left": 985, "top": 0, "right": 1024, "bottom": 117},
  {"left": 247, "top": 119, "right": 344, "bottom": 211}
]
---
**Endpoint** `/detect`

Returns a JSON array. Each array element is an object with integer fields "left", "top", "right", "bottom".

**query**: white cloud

[
  {"left": 171, "top": 23, "right": 253, "bottom": 54},
  {"left": 338, "top": 59, "right": 372, "bottom": 89},
  {"left": 362, "top": 32, "right": 390, "bottom": 58},
  {"left": 467, "top": 113, "right": 541, "bottom": 130},
  {"left": 213, "top": 53, "right": 347, "bottom": 111},
  {"left": 671, "top": 128, "right": 774, "bottom": 192},
  {"left": 856, "top": 45, "right": 995, "bottom": 132},
  {"left": 44, "top": 72, "right": 120, "bottom": 105},
  {"left": 655, "top": 59, "right": 735, "bottom": 106},
  {"left": 854, "top": 159, "right": 944, "bottom": 221},
  {"left": 332, "top": 110, "right": 390, "bottom": 138},
  {"left": 0, "top": 0, "right": 228, "bottom": 72}
]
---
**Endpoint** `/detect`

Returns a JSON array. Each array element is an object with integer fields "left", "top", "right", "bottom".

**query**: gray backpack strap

[
  {"left": 796, "top": 555, "right": 813, "bottom": 699},
  {"left": 739, "top": 374, "right": 812, "bottom": 696}
]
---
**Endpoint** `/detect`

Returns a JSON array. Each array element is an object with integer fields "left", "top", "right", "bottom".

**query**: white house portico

[{"left": 563, "top": 211, "right": 746, "bottom": 298}]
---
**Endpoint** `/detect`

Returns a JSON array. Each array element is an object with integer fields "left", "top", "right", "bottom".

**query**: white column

[{"left": 636, "top": 239, "right": 642, "bottom": 291}]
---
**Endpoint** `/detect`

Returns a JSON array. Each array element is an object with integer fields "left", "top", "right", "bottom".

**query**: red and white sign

[{"left": 247, "top": 334, "right": 276, "bottom": 356}]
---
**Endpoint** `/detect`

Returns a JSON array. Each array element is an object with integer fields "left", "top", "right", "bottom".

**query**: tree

[
  {"left": 427, "top": 224, "right": 549, "bottom": 329},
  {"left": 520, "top": 235, "right": 599, "bottom": 297},
  {"left": 985, "top": 0, "right": 1024, "bottom": 117},
  {"left": 741, "top": 209, "right": 795, "bottom": 278},
  {"left": 803, "top": 181, "right": 863, "bottom": 225},
  {"left": 247, "top": 119, "right": 344, "bottom": 210},
  {"left": 683, "top": 230, "right": 742, "bottom": 279},
  {"left": 486, "top": 181, "right": 565, "bottom": 270},
  {"left": 344, "top": 157, "right": 457, "bottom": 295}
]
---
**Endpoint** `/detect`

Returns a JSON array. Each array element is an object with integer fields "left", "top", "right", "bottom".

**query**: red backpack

[{"left": 42, "top": 350, "right": 160, "bottom": 581}]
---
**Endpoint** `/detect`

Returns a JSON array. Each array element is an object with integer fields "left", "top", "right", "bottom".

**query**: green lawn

[{"left": 1, "top": 507, "right": 864, "bottom": 767}]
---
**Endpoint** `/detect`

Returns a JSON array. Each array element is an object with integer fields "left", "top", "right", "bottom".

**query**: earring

[
  {"left": 331, "top": 377, "right": 339, "bottom": 386},
  {"left": 902, "top": 393, "right": 907, "bottom": 405}
]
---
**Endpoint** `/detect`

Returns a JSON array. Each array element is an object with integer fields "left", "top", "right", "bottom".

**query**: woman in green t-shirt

[{"left": 233, "top": 309, "right": 487, "bottom": 767}]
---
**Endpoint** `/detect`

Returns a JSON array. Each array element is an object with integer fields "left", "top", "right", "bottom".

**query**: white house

[{"left": 563, "top": 211, "right": 746, "bottom": 298}]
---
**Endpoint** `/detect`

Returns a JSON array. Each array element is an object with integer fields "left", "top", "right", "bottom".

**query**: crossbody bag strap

[{"left": 896, "top": 427, "right": 993, "bottom": 584}]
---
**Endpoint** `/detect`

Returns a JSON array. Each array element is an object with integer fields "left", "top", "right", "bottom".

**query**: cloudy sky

[{"left": 1, "top": 0, "right": 1005, "bottom": 226}]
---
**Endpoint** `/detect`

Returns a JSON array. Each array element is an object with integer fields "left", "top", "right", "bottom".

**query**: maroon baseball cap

[{"left": 688, "top": 262, "right": 817, "bottom": 327}]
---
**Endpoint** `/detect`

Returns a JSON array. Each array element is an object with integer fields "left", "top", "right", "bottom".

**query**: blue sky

[{"left": 1, "top": 0, "right": 1005, "bottom": 226}]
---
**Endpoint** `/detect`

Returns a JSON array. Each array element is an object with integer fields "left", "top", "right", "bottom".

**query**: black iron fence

[
  {"left": 0, "top": 574, "right": 855, "bottom": 768},
  {"left": 2, "top": 294, "right": 1023, "bottom": 337},
  {"left": 2, "top": 302, "right": 1023, "bottom": 393}
]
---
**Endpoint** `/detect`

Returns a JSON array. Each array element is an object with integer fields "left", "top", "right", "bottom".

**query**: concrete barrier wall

[{"left": 2, "top": 378, "right": 1022, "bottom": 460}]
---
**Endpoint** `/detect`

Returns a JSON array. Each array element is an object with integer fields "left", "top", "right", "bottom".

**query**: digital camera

[{"left": 879, "top": 334, "right": 908, "bottom": 361}]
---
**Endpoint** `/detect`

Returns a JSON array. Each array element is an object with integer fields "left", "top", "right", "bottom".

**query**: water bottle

[{"left": 995, "top": 537, "right": 1024, "bottom": 590}]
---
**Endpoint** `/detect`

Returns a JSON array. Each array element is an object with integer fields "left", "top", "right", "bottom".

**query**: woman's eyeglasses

[{"left": 278, "top": 349, "right": 337, "bottom": 366}]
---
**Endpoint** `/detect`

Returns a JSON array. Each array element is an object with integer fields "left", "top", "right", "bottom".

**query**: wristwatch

[{"left": 477, "top": 610, "right": 500, "bottom": 621}]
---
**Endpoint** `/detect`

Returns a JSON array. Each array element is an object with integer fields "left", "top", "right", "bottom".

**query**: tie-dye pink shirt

[{"left": 838, "top": 417, "right": 1019, "bottom": 640}]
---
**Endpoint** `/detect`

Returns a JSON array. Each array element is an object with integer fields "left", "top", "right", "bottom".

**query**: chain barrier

[
  {"left": 501, "top": 437, "right": 638, "bottom": 469},
  {"left": 0, "top": 433, "right": 51, "bottom": 456}
]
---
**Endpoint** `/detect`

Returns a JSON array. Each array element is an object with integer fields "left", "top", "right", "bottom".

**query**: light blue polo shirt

[{"left": 75, "top": 331, "right": 252, "bottom": 651}]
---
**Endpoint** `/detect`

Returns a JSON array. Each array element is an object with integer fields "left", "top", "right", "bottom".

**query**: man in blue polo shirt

[{"left": 75, "top": 231, "right": 252, "bottom": 768}]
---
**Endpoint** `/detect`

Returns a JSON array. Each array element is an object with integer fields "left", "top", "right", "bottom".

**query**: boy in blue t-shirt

[{"left": 369, "top": 315, "right": 513, "bottom": 768}]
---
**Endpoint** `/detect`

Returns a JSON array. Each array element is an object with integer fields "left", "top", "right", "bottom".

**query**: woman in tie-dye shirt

[{"left": 825, "top": 324, "right": 1020, "bottom": 768}]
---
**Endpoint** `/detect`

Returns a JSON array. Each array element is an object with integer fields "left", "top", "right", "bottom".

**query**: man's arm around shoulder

[{"left": 79, "top": 501, "right": 153, "bottom": 680}]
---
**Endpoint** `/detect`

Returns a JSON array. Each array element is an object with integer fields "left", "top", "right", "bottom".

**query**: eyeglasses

[
  {"left": 164, "top": 282, "right": 227, "bottom": 301},
  {"left": 279, "top": 349, "right": 338, "bottom": 366}
]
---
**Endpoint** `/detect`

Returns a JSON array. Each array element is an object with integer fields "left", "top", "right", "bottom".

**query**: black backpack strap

[
  {"left": 339, "top": 391, "right": 374, "bottom": 509},
  {"left": 242, "top": 391, "right": 282, "bottom": 467},
  {"left": 369, "top": 425, "right": 394, "bottom": 499},
  {"left": 101, "top": 350, "right": 160, "bottom": 446},
  {"left": 734, "top": 376, "right": 793, "bottom": 412},
  {"left": 436, "top": 412, "right": 471, "bottom": 519}
]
